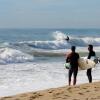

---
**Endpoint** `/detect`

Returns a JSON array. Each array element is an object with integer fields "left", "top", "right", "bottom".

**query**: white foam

[
  {"left": 0, "top": 61, "right": 100, "bottom": 97},
  {"left": 0, "top": 48, "right": 34, "bottom": 64},
  {"left": 2, "top": 32, "right": 100, "bottom": 53},
  {"left": 18, "top": 37, "right": 100, "bottom": 51},
  {"left": 52, "top": 31, "right": 67, "bottom": 40}
]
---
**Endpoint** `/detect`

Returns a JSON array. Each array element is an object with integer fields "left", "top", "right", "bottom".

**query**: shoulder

[
  {"left": 67, "top": 52, "right": 72, "bottom": 57},
  {"left": 76, "top": 52, "right": 79, "bottom": 55},
  {"left": 89, "top": 51, "right": 96, "bottom": 56}
]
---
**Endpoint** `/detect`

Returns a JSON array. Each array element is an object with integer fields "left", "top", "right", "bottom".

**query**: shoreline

[{"left": 0, "top": 82, "right": 100, "bottom": 100}]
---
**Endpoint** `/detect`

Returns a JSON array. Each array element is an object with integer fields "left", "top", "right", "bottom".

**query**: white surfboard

[{"left": 78, "top": 58, "right": 96, "bottom": 70}]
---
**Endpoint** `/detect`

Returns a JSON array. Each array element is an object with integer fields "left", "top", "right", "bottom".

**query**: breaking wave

[{"left": 0, "top": 48, "right": 34, "bottom": 64}]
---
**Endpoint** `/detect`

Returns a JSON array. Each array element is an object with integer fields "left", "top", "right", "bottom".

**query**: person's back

[
  {"left": 67, "top": 52, "right": 79, "bottom": 67},
  {"left": 66, "top": 46, "right": 79, "bottom": 86}
]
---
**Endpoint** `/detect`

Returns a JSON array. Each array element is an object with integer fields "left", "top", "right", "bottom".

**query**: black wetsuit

[
  {"left": 66, "top": 52, "right": 79, "bottom": 80},
  {"left": 65, "top": 36, "right": 69, "bottom": 41},
  {"left": 87, "top": 51, "right": 96, "bottom": 83}
]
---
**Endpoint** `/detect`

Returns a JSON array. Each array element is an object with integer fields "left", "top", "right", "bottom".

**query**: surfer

[
  {"left": 87, "top": 44, "right": 96, "bottom": 83},
  {"left": 66, "top": 46, "right": 79, "bottom": 86},
  {"left": 65, "top": 36, "right": 69, "bottom": 41}
]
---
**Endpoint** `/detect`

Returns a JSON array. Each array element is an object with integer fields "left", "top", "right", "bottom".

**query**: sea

[{"left": 0, "top": 28, "right": 100, "bottom": 97}]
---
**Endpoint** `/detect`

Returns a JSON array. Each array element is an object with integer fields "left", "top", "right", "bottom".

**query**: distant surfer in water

[
  {"left": 66, "top": 46, "right": 79, "bottom": 86},
  {"left": 87, "top": 44, "right": 96, "bottom": 83},
  {"left": 65, "top": 36, "right": 69, "bottom": 41}
]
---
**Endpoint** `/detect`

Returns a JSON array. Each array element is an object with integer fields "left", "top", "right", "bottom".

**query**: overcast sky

[{"left": 0, "top": 0, "right": 100, "bottom": 28}]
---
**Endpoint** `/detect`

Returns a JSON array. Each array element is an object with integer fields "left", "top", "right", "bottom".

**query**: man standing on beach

[
  {"left": 87, "top": 44, "right": 96, "bottom": 83},
  {"left": 66, "top": 46, "right": 79, "bottom": 86}
]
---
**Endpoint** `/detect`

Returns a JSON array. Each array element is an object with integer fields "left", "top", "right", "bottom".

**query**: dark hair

[
  {"left": 88, "top": 44, "right": 93, "bottom": 49},
  {"left": 71, "top": 46, "right": 76, "bottom": 51}
]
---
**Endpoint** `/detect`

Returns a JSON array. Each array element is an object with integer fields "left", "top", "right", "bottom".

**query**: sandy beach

[{"left": 0, "top": 82, "right": 100, "bottom": 100}]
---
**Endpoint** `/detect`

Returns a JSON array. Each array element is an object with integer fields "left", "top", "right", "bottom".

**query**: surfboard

[
  {"left": 64, "top": 57, "right": 97, "bottom": 70},
  {"left": 78, "top": 58, "right": 96, "bottom": 70},
  {"left": 64, "top": 63, "right": 71, "bottom": 69}
]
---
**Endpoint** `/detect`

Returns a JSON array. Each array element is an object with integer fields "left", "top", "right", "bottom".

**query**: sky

[{"left": 0, "top": 0, "right": 100, "bottom": 28}]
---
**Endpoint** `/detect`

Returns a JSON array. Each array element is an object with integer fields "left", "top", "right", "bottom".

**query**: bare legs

[{"left": 68, "top": 68, "right": 78, "bottom": 86}]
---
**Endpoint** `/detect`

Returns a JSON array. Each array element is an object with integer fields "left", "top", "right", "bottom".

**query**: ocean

[{"left": 0, "top": 28, "right": 100, "bottom": 97}]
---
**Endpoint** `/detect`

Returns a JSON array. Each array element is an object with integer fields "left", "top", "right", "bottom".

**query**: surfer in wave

[{"left": 65, "top": 36, "right": 69, "bottom": 41}]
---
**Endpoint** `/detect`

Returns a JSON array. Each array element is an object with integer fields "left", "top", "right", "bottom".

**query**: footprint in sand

[
  {"left": 67, "top": 87, "right": 72, "bottom": 92},
  {"left": 82, "top": 87, "right": 87, "bottom": 89},
  {"left": 78, "top": 92, "right": 84, "bottom": 95},
  {"left": 48, "top": 90, "right": 54, "bottom": 93},
  {"left": 30, "top": 93, "right": 43, "bottom": 99},
  {"left": 64, "top": 94, "right": 70, "bottom": 97},
  {"left": 86, "top": 90, "right": 90, "bottom": 92},
  {"left": 94, "top": 86, "right": 100, "bottom": 89},
  {"left": 32, "top": 92, "right": 37, "bottom": 94},
  {"left": 52, "top": 91, "right": 64, "bottom": 99},
  {"left": 53, "top": 92, "right": 61, "bottom": 96}
]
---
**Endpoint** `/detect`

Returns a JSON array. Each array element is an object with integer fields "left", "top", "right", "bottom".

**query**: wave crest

[
  {"left": 0, "top": 48, "right": 34, "bottom": 64},
  {"left": 52, "top": 31, "right": 68, "bottom": 40}
]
